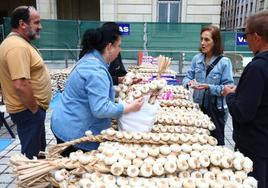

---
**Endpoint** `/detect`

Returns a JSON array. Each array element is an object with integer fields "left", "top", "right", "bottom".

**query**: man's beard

[{"left": 26, "top": 27, "right": 40, "bottom": 40}]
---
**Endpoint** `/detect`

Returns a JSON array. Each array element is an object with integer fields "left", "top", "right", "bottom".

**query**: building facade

[
  {"left": 221, "top": 0, "right": 268, "bottom": 30},
  {"left": 1, "top": 0, "right": 222, "bottom": 25},
  {"left": 100, "top": 0, "right": 222, "bottom": 25}
]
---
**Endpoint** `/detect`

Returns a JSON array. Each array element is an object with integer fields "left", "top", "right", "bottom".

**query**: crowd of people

[{"left": 0, "top": 5, "right": 267, "bottom": 188}]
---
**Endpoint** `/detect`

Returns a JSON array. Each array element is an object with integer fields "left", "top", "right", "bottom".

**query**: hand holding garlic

[{"left": 124, "top": 97, "right": 144, "bottom": 113}]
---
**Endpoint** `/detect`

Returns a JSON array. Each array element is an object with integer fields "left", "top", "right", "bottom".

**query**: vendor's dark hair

[
  {"left": 199, "top": 25, "right": 223, "bottom": 56},
  {"left": 79, "top": 24, "right": 121, "bottom": 59},
  {"left": 102, "top": 22, "right": 120, "bottom": 31},
  {"left": 11, "top": 6, "right": 33, "bottom": 29}
]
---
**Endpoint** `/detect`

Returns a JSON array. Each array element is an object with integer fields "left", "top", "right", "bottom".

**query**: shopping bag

[{"left": 118, "top": 96, "right": 159, "bottom": 132}]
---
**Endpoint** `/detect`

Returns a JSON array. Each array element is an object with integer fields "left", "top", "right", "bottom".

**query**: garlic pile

[
  {"left": 96, "top": 142, "right": 253, "bottom": 176},
  {"left": 48, "top": 141, "right": 255, "bottom": 185},
  {"left": 152, "top": 124, "right": 210, "bottom": 135},
  {"left": 54, "top": 171, "right": 257, "bottom": 188},
  {"left": 10, "top": 60, "right": 259, "bottom": 188},
  {"left": 50, "top": 68, "right": 71, "bottom": 96},
  {"left": 100, "top": 128, "right": 217, "bottom": 146},
  {"left": 160, "top": 98, "right": 199, "bottom": 109},
  {"left": 156, "top": 107, "right": 215, "bottom": 131},
  {"left": 163, "top": 85, "right": 191, "bottom": 100},
  {"left": 128, "top": 64, "right": 176, "bottom": 76},
  {"left": 117, "top": 77, "right": 167, "bottom": 104}
]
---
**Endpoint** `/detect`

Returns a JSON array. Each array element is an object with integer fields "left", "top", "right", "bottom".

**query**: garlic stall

[{"left": 10, "top": 55, "right": 257, "bottom": 188}]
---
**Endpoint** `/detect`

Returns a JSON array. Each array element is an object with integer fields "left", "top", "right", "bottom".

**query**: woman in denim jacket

[
  {"left": 182, "top": 25, "right": 234, "bottom": 145},
  {"left": 51, "top": 25, "right": 144, "bottom": 157}
]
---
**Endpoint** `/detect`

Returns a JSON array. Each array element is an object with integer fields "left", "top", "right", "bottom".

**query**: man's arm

[{"left": 12, "top": 79, "right": 38, "bottom": 113}]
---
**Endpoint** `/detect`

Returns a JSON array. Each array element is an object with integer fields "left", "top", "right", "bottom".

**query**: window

[
  {"left": 250, "top": 2, "right": 253, "bottom": 12},
  {"left": 157, "top": 0, "right": 181, "bottom": 22},
  {"left": 260, "top": 0, "right": 264, "bottom": 10}
]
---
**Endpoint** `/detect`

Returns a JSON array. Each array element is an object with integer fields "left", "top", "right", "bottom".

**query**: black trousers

[
  {"left": 239, "top": 146, "right": 268, "bottom": 188},
  {"left": 10, "top": 108, "right": 46, "bottom": 159}
]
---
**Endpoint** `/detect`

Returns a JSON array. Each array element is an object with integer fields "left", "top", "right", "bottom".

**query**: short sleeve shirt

[{"left": 0, "top": 33, "right": 52, "bottom": 113}]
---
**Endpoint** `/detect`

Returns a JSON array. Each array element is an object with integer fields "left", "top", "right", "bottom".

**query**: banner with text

[
  {"left": 118, "top": 23, "right": 130, "bottom": 36},
  {"left": 236, "top": 33, "right": 248, "bottom": 46}
]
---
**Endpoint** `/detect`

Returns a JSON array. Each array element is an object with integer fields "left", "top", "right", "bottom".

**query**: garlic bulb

[
  {"left": 148, "top": 146, "right": 160, "bottom": 157},
  {"left": 242, "top": 157, "right": 253, "bottom": 173},
  {"left": 132, "top": 158, "right": 144, "bottom": 168},
  {"left": 79, "top": 178, "right": 93, "bottom": 188},
  {"left": 182, "top": 178, "right": 196, "bottom": 188},
  {"left": 164, "top": 160, "right": 177, "bottom": 173},
  {"left": 103, "top": 174, "right": 116, "bottom": 184},
  {"left": 54, "top": 169, "right": 68, "bottom": 182},
  {"left": 116, "top": 176, "right": 129, "bottom": 186},
  {"left": 177, "top": 158, "right": 189, "bottom": 171},
  {"left": 199, "top": 155, "right": 210, "bottom": 168},
  {"left": 127, "top": 165, "right": 139, "bottom": 177},
  {"left": 136, "top": 148, "right": 148, "bottom": 159},
  {"left": 111, "top": 162, "right": 124, "bottom": 176},
  {"left": 220, "top": 155, "right": 233, "bottom": 168},
  {"left": 159, "top": 145, "right": 171, "bottom": 155},
  {"left": 243, "top": 176, "right": 258, "bottom": 188},
  {"left": 104, "top": 155, "right": 118, "bottom": 165},
  {"left": 78, "top": 153, "right": 93, "bottom": 165},
  {"left": 203, "top": 171, "right": 216, "bottom": 181},
  {"left": 139, "top": 163, "right": 153, "bottom": 177},
  {"left": 153, "top": 162, "right": 165, "bottom": 176},
  {"left": 85, "top": 130, "right": 93, "bottom": 136},
  {"left": 196, "top": 179, "right": 209, "bottom": 188}
]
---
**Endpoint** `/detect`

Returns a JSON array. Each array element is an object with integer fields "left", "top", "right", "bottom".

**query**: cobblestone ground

[{"left": 0, "top": 109, "right": 235, "bottom": 187}]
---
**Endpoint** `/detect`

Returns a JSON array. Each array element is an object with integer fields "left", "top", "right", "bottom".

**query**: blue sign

[
  {"left": 236, "top": 33, "right": 248, "bottom": 46},
  {"left": 118, "top": 23, "right": 130, "bottom": 36}
]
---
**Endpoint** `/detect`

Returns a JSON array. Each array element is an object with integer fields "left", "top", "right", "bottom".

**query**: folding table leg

[{"left": 0, "top": 115, "right": 15, "bottom": 138}]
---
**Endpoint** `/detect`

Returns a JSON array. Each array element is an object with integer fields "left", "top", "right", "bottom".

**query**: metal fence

[
  {"left": 40, "top": 48, "right": 252, "bottom": 76},
  {"left": 2, "top": 18, "right": 253, "bottom": 75}
]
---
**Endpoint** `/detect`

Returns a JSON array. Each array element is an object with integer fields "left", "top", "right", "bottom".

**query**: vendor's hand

[
  {"left": 124, "top": 97, "right": 144, "bottom": 113},
  {"left": 221, "top": 85, "right": 236, "bottom": 96},
  {"left": 118, "top": 77, "right": 125, "bottom": 84}
]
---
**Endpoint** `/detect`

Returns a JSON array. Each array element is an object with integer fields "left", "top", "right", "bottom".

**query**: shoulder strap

[{"left": 206, "top": 55, "right": 223, "bottom": 77}]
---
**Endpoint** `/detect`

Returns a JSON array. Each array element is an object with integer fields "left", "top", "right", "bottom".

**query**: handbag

[
  {"left": 200, "top": 91, "right": 225, "bottom": 145},
  {"left": 200, "top": 55, "right": 226, "bottom": 145}
]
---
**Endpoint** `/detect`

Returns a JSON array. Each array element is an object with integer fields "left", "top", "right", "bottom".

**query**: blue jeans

[{"left": 10, "top": 108, "right": 46, "bottom": 159}]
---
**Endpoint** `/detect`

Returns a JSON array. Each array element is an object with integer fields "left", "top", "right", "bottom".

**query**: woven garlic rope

[
  {"left": 9, "top": 154, "right": 83, "bottom": 187},
  {"left": 47, "top": 135, "right": 104, "bottom": 158}
]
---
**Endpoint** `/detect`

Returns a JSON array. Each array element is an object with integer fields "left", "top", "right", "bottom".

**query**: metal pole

[
  {"left": 178, "top": 52, "right": 184, "bottom": 74},
  {"left": 77, "top": 20, "right": 81, "bottom": 61},
  {"left": 64, "top": 52, "right": 69, "bottom": 68}
]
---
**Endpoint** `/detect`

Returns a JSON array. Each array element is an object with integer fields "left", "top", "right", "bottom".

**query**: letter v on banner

[{"left": 236, "top": 33, "right": 248, "bottom": 46}]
